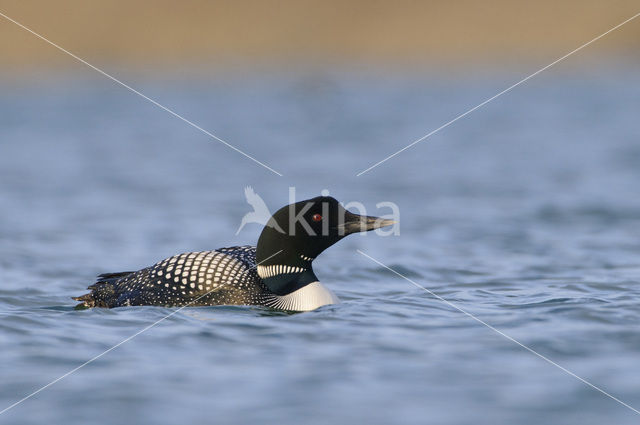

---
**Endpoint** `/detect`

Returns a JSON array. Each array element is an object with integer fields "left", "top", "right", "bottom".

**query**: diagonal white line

[
  {"left": 0, "top": 11, "right": 283, "bottom": 177},
  {"left": 0, "top": 249, "right": 282, "bottom": 416},
  {"left": 356, "top": 249, "right": 640, "bottom": 415},
  {"left": 356, "top": 11, "right": 640, "bottom": 176}
]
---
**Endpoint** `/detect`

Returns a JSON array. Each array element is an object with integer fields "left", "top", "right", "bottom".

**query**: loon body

[
  {"left": 74, "top": 196, "right": 393, "bottom": 311},
  {"left": 74, "top": 246, "right": 339, "bottom": 310}
]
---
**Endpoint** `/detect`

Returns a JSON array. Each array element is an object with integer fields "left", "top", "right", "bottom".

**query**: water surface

[{"left": 1, "top": 68, "right": 640, "bottom": 424}]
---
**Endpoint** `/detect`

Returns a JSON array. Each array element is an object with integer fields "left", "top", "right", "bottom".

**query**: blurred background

[
  {"left": 1, "top": 2, "right": 640, "bottom": 425},
  {"left": 1, "top": 0, "right": 639, "bottom": 71}
]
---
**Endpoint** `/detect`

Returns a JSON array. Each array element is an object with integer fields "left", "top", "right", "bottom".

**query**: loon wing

[
  {"left": 96, "top": 271, "right": 136, "bottom": 281},
  {"left": 74, "top": 247, "right": 264, "bottom": 308}
]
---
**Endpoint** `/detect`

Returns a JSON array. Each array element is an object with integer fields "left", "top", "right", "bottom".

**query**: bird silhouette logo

[{"left": 236, "top": 186, "right": 284, "bottom": 235}]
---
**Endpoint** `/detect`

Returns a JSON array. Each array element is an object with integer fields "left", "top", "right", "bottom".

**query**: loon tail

[{"left": 73, "top": 271, "right": 135, "bottom": 308}]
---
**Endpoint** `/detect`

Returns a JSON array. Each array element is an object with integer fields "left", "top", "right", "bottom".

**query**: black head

[{"left": 255, "top": 196, "right": 394, "bottom": 295}]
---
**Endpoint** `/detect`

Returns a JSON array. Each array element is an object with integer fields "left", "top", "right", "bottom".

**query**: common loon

[{"left": 74, "top": 196, "right": 394, "bottom": 311}]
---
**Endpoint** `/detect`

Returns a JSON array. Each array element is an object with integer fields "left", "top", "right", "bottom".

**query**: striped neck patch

[{"left": 257, "top": 264, "right": 307, "bottom": 279}]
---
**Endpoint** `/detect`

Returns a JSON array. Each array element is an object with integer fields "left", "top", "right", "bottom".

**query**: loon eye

[{"left": 311, "top": 213, "right": 323, "bottom": 222}]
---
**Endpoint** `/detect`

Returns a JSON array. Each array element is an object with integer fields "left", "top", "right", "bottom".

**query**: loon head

[{"left": 255, "top": 196, "right": 395, "bottom": 295}]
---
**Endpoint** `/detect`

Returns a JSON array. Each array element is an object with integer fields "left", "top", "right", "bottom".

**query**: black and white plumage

[
  {"left": 74, "top": 196, "right": 394, "bottom": 311},
  {"left": 75, "top": 247, "right": 268, "bottom": 308}
]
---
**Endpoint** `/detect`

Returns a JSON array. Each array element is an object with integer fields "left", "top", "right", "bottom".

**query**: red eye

[{"left": 311, "top": 213, "right": 323, "bottom": 222}]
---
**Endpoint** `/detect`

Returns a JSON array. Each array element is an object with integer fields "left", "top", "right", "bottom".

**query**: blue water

[{"left": 1, "top": 67, "right": 640, "bottom": 424}]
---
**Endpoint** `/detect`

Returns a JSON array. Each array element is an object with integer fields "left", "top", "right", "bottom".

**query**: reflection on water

[{"left": 1, "top": 69, "right": 640, "bottom": 425}]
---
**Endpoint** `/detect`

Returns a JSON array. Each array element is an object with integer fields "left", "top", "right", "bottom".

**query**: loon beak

[{"left": 338, "top": 211, "right": 397, "bottom": 235}]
